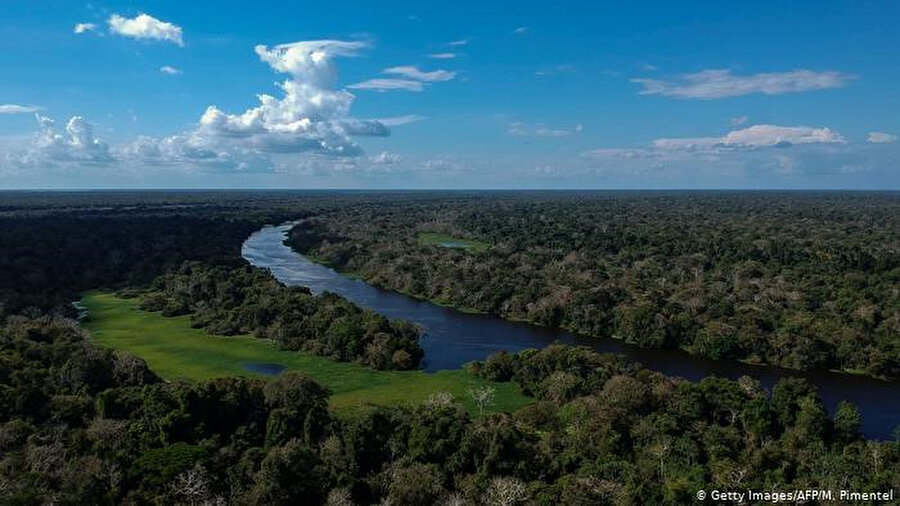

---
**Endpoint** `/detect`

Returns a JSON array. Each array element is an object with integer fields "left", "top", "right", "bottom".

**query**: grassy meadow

[
  {"left": 80, "top": 292, "right": 530, "bottom": 414},
  {"left": 417, "top": 232, "right": 489, "bottom": 253}
]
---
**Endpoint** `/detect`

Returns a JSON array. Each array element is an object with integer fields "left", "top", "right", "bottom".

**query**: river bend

[{"left": 242, "top": 224, "right": 899, "bottom": 439}]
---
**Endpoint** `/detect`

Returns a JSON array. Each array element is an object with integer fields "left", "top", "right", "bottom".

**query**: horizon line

[{"left": 2, "top": 187, "right": 900, "bottom": 192}]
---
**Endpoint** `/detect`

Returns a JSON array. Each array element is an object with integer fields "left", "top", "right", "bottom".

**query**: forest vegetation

[
  {"left": 2, "top": 313, "right": 897, "bottom": 504},
  {"left": 81, "top": 291, "right": 530, "bottom": 412},
  {"left": 139, "top": 262, "right": 423, "bottom": 370},
  {"left": 288, "top": 192, "right": 900, "bottom": 379},
  {"left": 0, "top": 191, "right": 897, "bottom": 504}
]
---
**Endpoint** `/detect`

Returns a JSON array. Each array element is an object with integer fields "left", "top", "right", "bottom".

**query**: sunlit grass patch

[
  {"left": 81, "top": 291, "right": 529, "bottom": 415},
  {"left": 417, "top": 232, "right": 489, "bottom": 253}
]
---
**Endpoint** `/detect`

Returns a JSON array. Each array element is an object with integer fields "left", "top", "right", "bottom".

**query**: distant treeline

[
  {"left": 1, "top": 191, "right": 898, "bottom": 505},
  {"left": 287, "top": 192, "right": 900, "bottom": 378},
  {"left": 0, "top": 189, "right": 365, "bottom": 317},
  {"left": 0, "top": 214, "right": 263, "bottom": 317},
  {"left": 2, "top": 316, "right": 897, "bottom": 505},
  {"left": 140, "top": 262, "right": 423, "bottom": 370}
]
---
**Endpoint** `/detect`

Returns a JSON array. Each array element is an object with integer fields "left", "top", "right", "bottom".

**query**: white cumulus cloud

[
  {"left": 867, "top": 131, "right": 897, "bottom": 144},
  {"left": 378, "top": 114, "right": 426, "bottom": 126},
  {"left": 428, "top": 52, "right": 457, "bottom": 59},
  {"left": 631, "top": 69, "right": 853, "bottom": 99},
  {"left": 350, "top": 65, "right": 456, "bottom": 92},
  {"left": 508, "top": 122, "right": 583, "bottom": 138},
  {"left": 108, "top": 13, "right": 184, "bottom": 46},
  {"left": 117, "top": 132, "right": 267, "bottom": 171},
  {"left": 384, "top": 66, "right": 456, "bottom": 82},
  {"left": 653, "top": 124, "right": 846, "bottom": 150},
  {"left": 0, "top": 104, "right": 42, "bottom": 114},
  {"left": 15, "top": 114, "right": 113, "bottom": 166},
  {"left": 159, "top": 65, "right": 181, "bottom": 75},
  {"left": 348, "top": 78, "right": 424, "bottom": 92},
  {"left": 3, "top": 39, "right": 407, "bottom": 176},
  {"left": 576, "top": 123, "right": 893, "bottom": 182},
  {"left": 370, "top": 151, "right": 402, "bottom": 165},
  {"left": 142, "top": 39, "right": 388, "bottom": 164},
  {"left": 73, "top": 23, "right": 97, "bottom": 34}
]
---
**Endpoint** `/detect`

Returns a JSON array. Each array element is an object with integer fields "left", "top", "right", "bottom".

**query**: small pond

[
  {"left": 439, "top": 241, "right": 473, "bottom": 249},
  {"left": 244, "top": 362, "right": 287, "bottom": 376}
]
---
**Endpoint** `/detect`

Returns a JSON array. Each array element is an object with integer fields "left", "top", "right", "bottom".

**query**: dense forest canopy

[
  {"left": 287, "top": 191, "right": 900, "bottom": 379},
  {"left": 0, "top": 191, "right": 898, "bottom": 504},
  {"left": 2, "top": 314, "right": 897, "bottom": 504},
  {"left": 140, "top": 263, "right": 423, "bottom": 370},
  {"left": 0, "top": 215, "right": 259, "bottom": 315}
]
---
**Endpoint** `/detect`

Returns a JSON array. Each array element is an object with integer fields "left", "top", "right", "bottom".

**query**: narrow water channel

[{"left": 242, "top": 224, "right": 899, "bottom": 439}]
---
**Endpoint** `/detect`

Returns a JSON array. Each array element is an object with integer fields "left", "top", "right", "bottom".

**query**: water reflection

[
  {"left": 242, "top": 224, "right": 899, "bottom": 439},
  {"left": 244, "top": 362, "right": 287, "bottom": 376}
]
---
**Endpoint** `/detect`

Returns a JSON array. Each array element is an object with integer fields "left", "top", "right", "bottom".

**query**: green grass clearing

[
  {"left": 418, "top": 232, "right": 489, "bottom": 253},
  {"left": 81, "top": 292, "right": 530, "bottom": 415}
]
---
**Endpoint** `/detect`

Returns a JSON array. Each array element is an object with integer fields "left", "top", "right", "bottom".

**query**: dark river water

[{"left": 242, "top": 224, "right": 899, "bottom": 439}]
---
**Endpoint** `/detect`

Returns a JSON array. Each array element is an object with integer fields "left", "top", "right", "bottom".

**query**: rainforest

[{"left": 0, "top": 190, "right": 897, "bottom": 505}]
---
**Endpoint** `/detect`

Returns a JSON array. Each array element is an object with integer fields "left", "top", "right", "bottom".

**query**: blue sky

[{"left": 1, "top": 0, "right": 898, "bottom": 189}]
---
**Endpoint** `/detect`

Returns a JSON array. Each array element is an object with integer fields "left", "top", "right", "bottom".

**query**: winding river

[{"left": 242, "top": 224, "right": 899, "bottom": 439}]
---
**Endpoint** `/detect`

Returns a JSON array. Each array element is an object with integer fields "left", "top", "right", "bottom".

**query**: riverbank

[
  {"left": 297, "top": 236, "right": 891, "bottom": 382},
  {"left": 80, "top": 291, "right": 531, "bottom": 415},
  {"left": 245, "top": 224, "right": 900, "bottom": 439}
]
